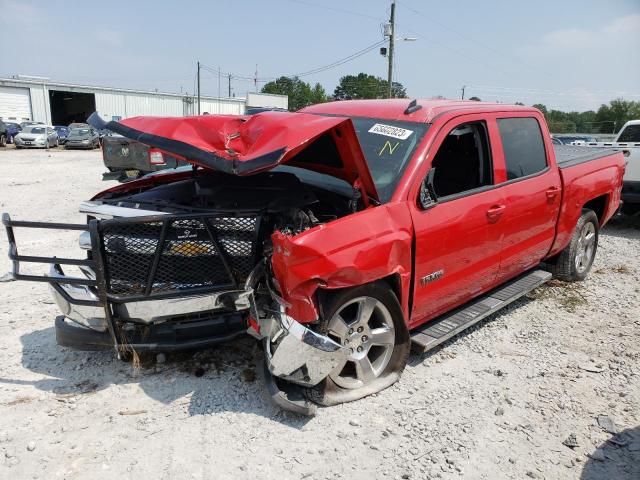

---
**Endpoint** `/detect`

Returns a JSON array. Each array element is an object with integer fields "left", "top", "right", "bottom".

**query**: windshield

[
  {"left": 618, "top": 125, "right": 640, "bottom": 142},
  {"left": 347, "top": 117, "right": 429, "bottom": 202},
  {"left": 26, "top": 126, "right": 46, "bottom": 134},
  {"left": 70, "top": 128, "right": 90, "bottom": 136},
  {"left": 54, "top": 126, "right": 68, "bottom": 132}
]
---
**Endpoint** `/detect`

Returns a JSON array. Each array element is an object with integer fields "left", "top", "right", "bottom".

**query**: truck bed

[{"left": 554, "top": 145, "right": 620, "bottom": 168}]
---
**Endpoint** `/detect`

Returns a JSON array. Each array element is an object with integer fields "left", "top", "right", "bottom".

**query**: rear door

[
  {"left": 409, "top": 114, "right": 505, "bottom": 326},
  {"left": 492, "top": 116, "right": 561, "bottom": 280}
]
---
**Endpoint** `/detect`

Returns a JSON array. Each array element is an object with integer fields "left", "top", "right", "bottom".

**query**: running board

[{"left": 411, "top": 269, "right": 552, "bottom": 353}]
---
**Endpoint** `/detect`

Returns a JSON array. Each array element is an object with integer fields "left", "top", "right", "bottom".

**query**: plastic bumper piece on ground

[{"left": 264, "top": 307, "right": 349, "bottom": 387}]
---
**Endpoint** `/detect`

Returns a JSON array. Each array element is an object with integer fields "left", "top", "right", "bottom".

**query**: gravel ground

[{"left": 0, "top": 147, "right": 638, "bottom": 480}]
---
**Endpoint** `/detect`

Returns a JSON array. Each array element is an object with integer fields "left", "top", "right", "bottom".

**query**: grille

[{"left": 100, "top": 215, "right": 259, "bottom": 297}]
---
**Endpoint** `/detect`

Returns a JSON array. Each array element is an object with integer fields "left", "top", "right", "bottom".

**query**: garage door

[{"left": 0, "top": 86, "right": 32, "bottom": 122}]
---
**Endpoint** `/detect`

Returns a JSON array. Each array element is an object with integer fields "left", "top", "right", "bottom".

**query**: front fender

[{"left": 270, "top": 203, "right": 414, "bottom": 324}]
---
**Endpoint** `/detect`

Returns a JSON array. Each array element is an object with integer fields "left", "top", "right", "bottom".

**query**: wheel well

[
  {"left": 315, "top": 274, "right": 403, "bottom": 320},
  {"left": 583, "top": 194, "right": 608, "bottom": 224}
]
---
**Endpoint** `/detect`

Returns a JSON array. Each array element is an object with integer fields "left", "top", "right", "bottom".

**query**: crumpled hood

[{"left": 88, "top": 111, "right": 378, "bottom": 201}]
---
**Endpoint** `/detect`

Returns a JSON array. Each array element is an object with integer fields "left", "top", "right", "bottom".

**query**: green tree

[
  {"left": 595, "top": 98, "right": 640, "bottom": 133},
  {"left": 532, "top": 103, "right": 547, "bottom": 115},
  {"left": 468, "top": 96, "right": 481, "bottom": 101},
  {"left": 261, "top": 76, "right": 328, "bottom": 111},
  {"left": 333, "top": 73, "right": 406, "bottom": 100}
]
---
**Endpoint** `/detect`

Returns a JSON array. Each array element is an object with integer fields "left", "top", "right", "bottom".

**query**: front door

[{"left": 409, "top": 117, "right": 505, "bottom": 327}]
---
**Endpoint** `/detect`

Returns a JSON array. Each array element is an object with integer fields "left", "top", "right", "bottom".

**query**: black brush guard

[{"left": 2, "top": 212, "right": 262, "bottom": 350}]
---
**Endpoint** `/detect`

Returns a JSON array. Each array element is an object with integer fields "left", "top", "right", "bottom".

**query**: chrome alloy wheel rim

[
  {"left": 326, "top": 296, "right": 395, "bottom": 389},
  {"left": 575, "top": 222, "right": 596, "bottom": 273}
]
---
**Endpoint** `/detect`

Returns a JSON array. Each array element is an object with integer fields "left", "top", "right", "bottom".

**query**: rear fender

[{"left": 270, "top": 203, "right": 413, "bottom": 324}]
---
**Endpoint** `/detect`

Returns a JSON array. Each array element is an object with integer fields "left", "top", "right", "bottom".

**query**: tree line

[{"left": 262, "top": 74, "right": 639, "bottom": 134}]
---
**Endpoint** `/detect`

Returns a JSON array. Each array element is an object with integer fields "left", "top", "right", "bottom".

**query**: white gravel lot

[{"left": 0, "top": 147, "right": 638, "bottom": 480}]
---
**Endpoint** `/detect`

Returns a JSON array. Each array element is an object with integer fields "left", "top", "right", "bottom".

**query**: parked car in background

[
  {"left": 1, "top": 101, "right": 624, "bottom": 414},
  {"left": 13, "top": 125, "right": 58, "bottom": 148},
  {"left": 20, "top": 120, "right": 44, "bottom": 129},
  {"left": 100, "top": 134, "right": 185, "bottom": 181},
  {"left": 64, "top": 127, "right": 101, "bottom": 149},
  {"left": 0, "top": 120, "right": 7, "bottom": 147},
  {"left": 552, "top": 134, "right": 599, "bottom": 145},
  {"left": 245, "top": 106, "right": 289, "bottom": 115},
  {"left": 5, "top": 122, "right": 22, "bottom": 143},
  {"left": 573, "top": 119, "right": 640, "bottom": 215},
  {"left": 54, "top": 126, "right": 70, "bottom": 145},
  {"left": 69, "top": 122, "right": 90, "bottom": 130}
]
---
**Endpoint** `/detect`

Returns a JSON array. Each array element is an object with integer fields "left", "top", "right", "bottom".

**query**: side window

[
  {"left": 497, "top": 117, "right": 547, "bottom": 180},
  {"left": 430, "top": 121, "right": 493, "bottom": 199},
  {"left": 617, "top": 124, "right": 640, "bottom": 142}
]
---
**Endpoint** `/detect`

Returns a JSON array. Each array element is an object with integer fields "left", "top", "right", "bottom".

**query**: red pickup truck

[{"left": 3, "top": 99, "right": 624, "bottom": 414}]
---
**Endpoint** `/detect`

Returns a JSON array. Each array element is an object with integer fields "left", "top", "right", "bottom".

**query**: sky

[{"left": 1, "top": 0, "right": 639, "bottom": 111}]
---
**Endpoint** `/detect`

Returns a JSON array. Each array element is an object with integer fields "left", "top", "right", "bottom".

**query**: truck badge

[{"left": 420, "top": 269, "right": 444, "bottom": 286}]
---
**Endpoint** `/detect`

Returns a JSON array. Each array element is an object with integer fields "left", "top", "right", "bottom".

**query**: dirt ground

[{"left": 0, "top": 147, "right": 638, "bottom": 480}]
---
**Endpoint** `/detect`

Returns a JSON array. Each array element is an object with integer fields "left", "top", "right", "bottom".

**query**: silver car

[{"left": 14, "top": 125, "right": 59, "bottom": 149}]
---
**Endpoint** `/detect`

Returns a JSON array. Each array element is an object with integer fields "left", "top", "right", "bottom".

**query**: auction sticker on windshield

[{"left": 368, "top": 123, "right": 414, "bottom": 140}]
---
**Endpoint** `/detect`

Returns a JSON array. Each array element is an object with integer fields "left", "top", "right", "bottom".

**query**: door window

[
  {"left": 497, "top": 117, "right": 547, "bottom": 180},
  {"left": 429, "top": 122, "right": 493, "bottom": 199}
]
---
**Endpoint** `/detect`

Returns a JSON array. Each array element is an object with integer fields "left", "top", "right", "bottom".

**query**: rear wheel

[
  {"left": 549, "top": 209, "right": 599, "bottom": 281},
  {"left": 305, "top": 283, "right": 410, "bottom": 406},
  {"left": 0, "top": 134, "right": 6, "bottom": 147}
]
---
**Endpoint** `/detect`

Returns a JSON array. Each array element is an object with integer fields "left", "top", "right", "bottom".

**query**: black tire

[
  {"left": 0, "top": 134, "right": 6, "bottom": 147},
  {"left": 305, "top": 282, "right": 410, "bottom": 406},
  {"left": 549, "top": 209, "right": 599, "bottom": 282}
]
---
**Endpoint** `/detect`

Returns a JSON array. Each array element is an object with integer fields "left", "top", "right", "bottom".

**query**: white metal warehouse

[{"left": 0, "top": 76, "right": 287, "bottom": 126}]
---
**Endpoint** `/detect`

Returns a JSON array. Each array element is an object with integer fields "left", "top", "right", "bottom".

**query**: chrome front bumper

[
  {"left": 48, "top": 264, "right": 253, "bottom": 331},
  {"left": 263, "top": 306, "right": 349, "bottom": 387}
]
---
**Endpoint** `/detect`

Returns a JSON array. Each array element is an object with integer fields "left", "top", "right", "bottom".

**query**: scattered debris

[
  {"left": 495, "top": 407, "right": 505, "bottom": 416},
  {"left": 53, "top": 380, "right": 99, "bottom": 396},
  {"left": 5, "top": 396, "right": 35, "bottom": 406},
  {"left": 26, "top": 442, "right": 35, "bottom": 452},
  {"left": 612, "top": 264, "right": 631, "bottom": 274},
  {"left": 588, "top": 449, "right": 606, "bottom": 462},
  {"left": 579, "top": 363, "right": 605, "bottom": 373},
  {"left": 563, "top": 433, "right": 579, "bottom": 449},
  {"left": 0, "top": 272, "right": 15, "bottom": 283},
  {"left": 597, "top": 415, "right": 618, "bottom": 434},
  {"left": 241, "top": 368, "right": 256, "bottom": 382},
  {"left": 118, "top": 410, "right": 148, "bottom": 416}
]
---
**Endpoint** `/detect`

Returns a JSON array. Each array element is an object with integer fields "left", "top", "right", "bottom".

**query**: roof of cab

[{"left": 301, "top": 99, "right": 540, "bottom": 123}]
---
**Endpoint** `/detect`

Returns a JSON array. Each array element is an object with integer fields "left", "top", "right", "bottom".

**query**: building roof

[
  {"left": 0, "top": 76, "right": 245, "bottom": 102},
  {"left": 302, "top": 98, "right": 539, "bottom": 123}
]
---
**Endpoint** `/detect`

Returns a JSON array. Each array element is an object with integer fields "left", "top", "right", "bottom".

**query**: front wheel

[
  {"left": 0, "top": 134, "right": 6, "bottom": 147},
  {"left": 549, "top": 209, "right": 599, "bottom": 281},
  {"left": 305, "top": 282, "right": 410, "bottom": 406}
]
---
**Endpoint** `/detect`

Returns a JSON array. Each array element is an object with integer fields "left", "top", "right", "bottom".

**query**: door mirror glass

[{"left": 419, "top": 167, "right": 438, "bottom": 210}]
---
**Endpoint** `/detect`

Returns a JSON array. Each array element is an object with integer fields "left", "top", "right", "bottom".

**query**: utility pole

[
  {"left": 228, "top": 75, "right": 232, "bottom": 97},
  {"left": 387, "top": 1, "right": 396, "bottom": 99},
  {"left": 197, "top": 61, "right": 201, "bottom": 115},
  {"left": 461, "top": 85, "right": 466, "bottom": 100}
]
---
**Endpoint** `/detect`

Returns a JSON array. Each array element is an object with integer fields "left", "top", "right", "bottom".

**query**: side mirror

[{"left": 419, "top": 167, "right": 438, "bottom": 210}]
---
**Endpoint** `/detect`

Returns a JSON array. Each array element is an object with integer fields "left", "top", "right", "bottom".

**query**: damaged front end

[{"left": 2, "top": 110, "right": 395, "bottom": 414}]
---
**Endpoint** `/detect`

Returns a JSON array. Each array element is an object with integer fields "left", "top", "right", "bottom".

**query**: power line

[
  {"left": 396, "top": 0, "right": 553, "bottom": 78},
  {"left": 198, "top": 39, "right": 386, "bottom": 85},
  {"left": 283, "top": 0, "right": 385, "bottom": 21}
]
